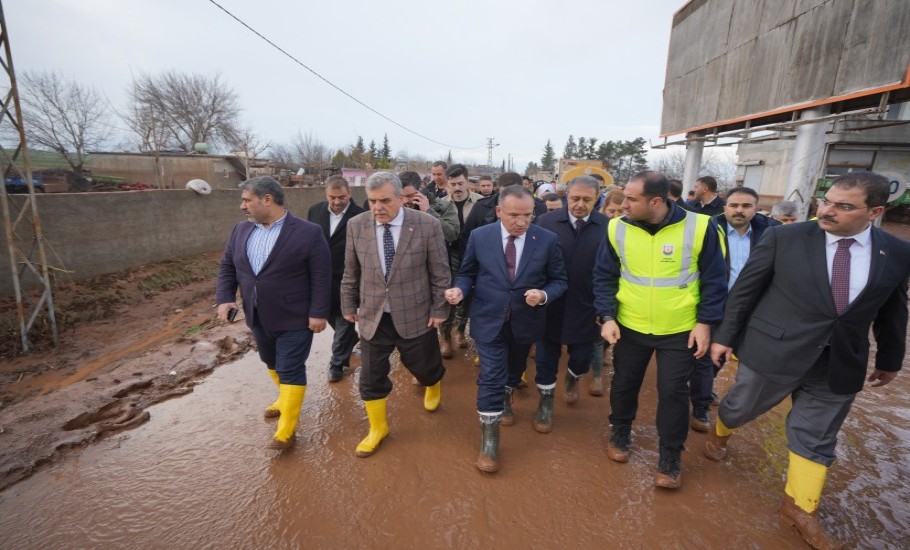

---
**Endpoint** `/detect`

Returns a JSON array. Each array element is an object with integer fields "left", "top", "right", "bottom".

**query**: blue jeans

[
  {"left": 251, "top": 311, "right": 313, "bottom": 386},
  {"left": 328, "top": 312, "right": 359, "bottom": 368}
]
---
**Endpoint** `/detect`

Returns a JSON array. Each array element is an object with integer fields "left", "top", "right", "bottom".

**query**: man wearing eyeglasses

[
  {"left": 445, "top": 184, "right": 567, "bottom": 473},
  {"left": 705, "top": 171, "right": 910, "bottom": 549}
]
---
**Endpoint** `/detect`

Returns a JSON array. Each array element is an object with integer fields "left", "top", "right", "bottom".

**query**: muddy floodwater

[{"left": 1, "top": 331, "right": 908, "bottom": 548}]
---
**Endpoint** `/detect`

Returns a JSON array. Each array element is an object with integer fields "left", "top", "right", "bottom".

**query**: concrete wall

[
  {"left": 91, "top": 153, "right": 246, "bottom": 190},
  {"left": 662, "top": 0, "right": 910, "bottom": 135},
  {"left": 0, "top": 186, "right": 367, "bottom": 296}
]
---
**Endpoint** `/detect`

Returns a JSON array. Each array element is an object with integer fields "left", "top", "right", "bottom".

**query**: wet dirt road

[{"left": 1, "top": 331, "right": 908, "bottom": 548}]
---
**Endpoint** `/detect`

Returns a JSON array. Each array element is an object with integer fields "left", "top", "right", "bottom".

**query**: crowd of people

[{"left": 216, "top": 165, "right": 908, "bottom": 550}]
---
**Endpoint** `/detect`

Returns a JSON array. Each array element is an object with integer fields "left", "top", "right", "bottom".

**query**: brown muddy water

[{"left": 1, "top": 332, "right": 907, "bottom": 549}]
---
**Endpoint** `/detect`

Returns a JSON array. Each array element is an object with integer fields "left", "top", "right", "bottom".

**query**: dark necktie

[
  {"left": 831, "top": 238, "right": 855, "bottom": 315},
  {"left": 383, "top": 224, "right": 395, "bottom": 282},
  {"left": 575, "top": 218, "right": 585, "bottom": 233},
  {"left": 505, "top": 235, "right": 517, "bottom": 282}
]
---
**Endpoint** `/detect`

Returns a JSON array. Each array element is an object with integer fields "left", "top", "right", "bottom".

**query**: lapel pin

[{"left": 879, "top": 250, "right": 886, "bottom": 256}]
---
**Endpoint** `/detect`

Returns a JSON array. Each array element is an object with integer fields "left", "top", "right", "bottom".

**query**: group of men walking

[{"left": 216, "top": 167, "right": 908, "bottom": 550}]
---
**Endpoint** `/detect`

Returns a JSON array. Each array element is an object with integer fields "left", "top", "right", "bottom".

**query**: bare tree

[
  {"left": 18, "top": 70, "right": 111, "bottom": 172},
  {"left": 126, "top": 71, "right": 241, "bottom": 152},
  {"left": 226, "top": 126, "right": 270, "bottom": 180},
  {"left": 649, "top": 148, "right": 738, "bottom": 187},
  {"left": 291, "top": 131, "right": 330, "bottom": 178}
]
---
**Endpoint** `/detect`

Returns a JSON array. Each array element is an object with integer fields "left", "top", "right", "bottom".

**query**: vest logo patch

[{"left": 662, "top": 244, "right": 674, "bottom": 256}]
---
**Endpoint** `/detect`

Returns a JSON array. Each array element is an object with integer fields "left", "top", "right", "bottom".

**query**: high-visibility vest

[{"left": 607, "top": 211, "right": 710, "bottom": 335}]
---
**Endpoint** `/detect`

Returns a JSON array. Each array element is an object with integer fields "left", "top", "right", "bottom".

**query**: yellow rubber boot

[
  {"left": 424, "top": 381, "right": 442, "bottom": 412},
  {"left": 784, "top": 452, "right": 827, "bottom": 513},
  {"left": 716, "top": 417, "right": 734, "bottom": 437},
  {"left": 264, "top": 369, "right": 281, "bottom": 419},
  {"left": 355, "top": 398, "right": 389, "bottom": 458},
  {"left": 268, "top": 384, "right": 305, "bottom": 450}
]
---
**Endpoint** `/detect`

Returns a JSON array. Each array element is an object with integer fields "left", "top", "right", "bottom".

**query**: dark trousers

[
  {"left": 609, "top": 325, "right": 694, "bottom": 450},
  {"left": 475, "top": 321, "right": 531, "bottom": 412},
  {"left": 536, "top": 339, "right": 593, "bottom": 386},
  {"left": 689, "top": 355, "right": 718, "bottom": 408},
  {"left": 250, "top": 309, "right": 312, "bottom": 386},
  {"left": 359, "top": 313, "right": 445, "bottom": 401},
  {"left": 327, "top": 312, "right": 359, "bottom": 368}
]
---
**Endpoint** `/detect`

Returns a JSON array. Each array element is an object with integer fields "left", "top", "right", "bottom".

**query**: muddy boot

[
  {"left": 690, "top": 404, "right": 711, "bottom": 433},
  {"left": 264, "top": 368, "right": 281, "bottom": 419},
  {"left": 501, "top": 386, "right": 516, "bottom": 426},
  {"left": 267, "top": 384, "right": 306, "bottom": 450},
  {"left": 606, "top": 425, "right": 631, "bottom": 463},
  {"left": 780, "top": 452, "right": 840, "bottom": 549},
  {"left": 564, "top": 370, "right": 581, "bottom": 405},
  {"left": 355, "top": 398, "right": 389, "bottom": 458},
  {"left": 603, "top": 345, "right": 613, "bottom": 369},
  {"left": 589, "top": 373, "right": 605, "bottom": 397},
  {"left": 424, "top": 380, "right": 442, "bottom": 412},
  {"left": 476, "top": 414, "right": 502, "bottom": 473},
  {"left": 779, "top": 496, "right": 841, "bottom": 550},
  {"left": 532, "top": 387, "right": 555, "bottom": 434},
  {"left": 438, "top": 326, "right": 453, "bottom": 359},
  {"left": 454, "top": 329, "right": 468, "bottom": 349},
  {"left": 654, "top": 446, "right": 682, "bottom": 489},
  {"left": 704, "top": 418, "right": 733, "bottom": 461}
]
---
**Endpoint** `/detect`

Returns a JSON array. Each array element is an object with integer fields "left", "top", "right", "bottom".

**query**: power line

[{"left": 206, "top": 0, "right": 485, "bottom": 150}]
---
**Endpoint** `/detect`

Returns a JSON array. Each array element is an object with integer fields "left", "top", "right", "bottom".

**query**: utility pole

[
  {"left": 486, "top": 137, "right": 499, "bottom": 168},
  {"left": 0, "top": 0, "right": 58, "bottom": 351}
]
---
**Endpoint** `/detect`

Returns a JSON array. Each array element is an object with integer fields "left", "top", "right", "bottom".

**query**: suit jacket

[
  {"left": 458, "top": 190, "right": 549, "bottom": 255},
  {"left": 455, "top": 223, "right": 568, "bottom": 345},
  {"left": 714, "top": 221, "right": 910, "bottom": 394},
  {"left": 535, "top": 207, "right": 608, "bottom": 344},
  {"left": 341, "top": 207, "right": 451, "bottom": 341},
  {"left": 216, "top": 213, "right": 332, "bottom": 331},
  {"left": 307, "top": 200, "right": 365, "bottom": 315}
]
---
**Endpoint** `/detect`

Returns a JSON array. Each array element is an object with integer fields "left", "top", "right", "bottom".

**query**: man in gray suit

[
  {"left": 706, "top": 171, "right": 910, "bottom": 549},
  {"left": 342, "top": 172, "right": 451, "bottom": 458}
]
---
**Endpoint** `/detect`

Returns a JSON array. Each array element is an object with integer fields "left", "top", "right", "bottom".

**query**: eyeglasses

[{"left": 820, "top": 197, "right": 866, "bottom": 213}]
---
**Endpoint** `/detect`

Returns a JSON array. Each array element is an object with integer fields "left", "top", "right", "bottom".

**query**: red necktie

[
  {"left": 831, "top": 238, "right": 855, "bottom": 315},
  {"left": 505, "top": 236, "right": 517, "bottom": 282}
]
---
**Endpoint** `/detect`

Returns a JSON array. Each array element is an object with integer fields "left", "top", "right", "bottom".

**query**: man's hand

[
  {"left": 445, "top": 288, "right": 463, "bottom": 305},
  {"left": 710, "top": 342, "right": 732, "bottom": 367},
  {"left": 867, "top": 369, "right": 898, "bottom": 387},
  {"left": 410, "top": 192, "right": 430, "bottom": 213},
  {"left": 217, "top": 302, "right": 237, "bottom": 323},
  {"left": 688, "top": 323, "right": 711, "bottom": 358},
  {"left": 427, "top": 317, "right": 446, "bottom": 328},
  {"left": 601, "top": 320, "right": 620, "bottom": 344},
  {"left": 344, "top": 313, "right": 358, "bottom": 323},
  {"left": 524, "top": 289, "right": 545, "bottom": 307},
  {"left": 309, "top": 318, "right": 327, "bottom": 333}
]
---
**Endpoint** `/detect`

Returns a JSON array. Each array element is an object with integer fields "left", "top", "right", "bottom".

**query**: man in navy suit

[
  {"left": 307, "top": 176, "right": 365, "bottom": 382},
  {"left": 533, "top": 175, "right": 608, "bottom": 433},
  {"left": 706, "top": 171, "right": 910, "bottom": 548},
  {"left": 216, "top": 176, "right": 332, "bottom": 451},
  {"left": 446, "top": 185, "right": 568, "bottom": 473}
]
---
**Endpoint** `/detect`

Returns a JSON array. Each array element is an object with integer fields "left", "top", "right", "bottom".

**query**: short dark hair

[
  {"left": 522, "top": 176, "right": 532, "bottom": 182},
  {"left": 446, "top": 163, "right": 468, "bottom": 180},
  {"left": 432, "top": 161, "right": 448, "bottom": 170},
  {"left": 479, "top": 175, "right": 493, "bottom": 182},
  {"left": 630, "top": 171, "right": 669, "bottom": 202},
  {"left": 498, "top": 172, "right": 523, "bottom": 188},
  {"left": 590, "top": 173, "right": 605, "bottom": 183},
  {"left": 326, "top": 175, "right": 349, "bottom": 191},
  {"left": 726, "top": 186, "right": 759, "bottom": 202},
  {"left": 696, "top": 176, "right": 718, "bottom": 192},
  {"left": 668, "top": 179, "right": 683, "bottom": 199},
  {"left": 832, "top": 171, "right": 890, "bottom": 207},
  {"left": 541, "top": 192, "right": 560, "bottom": 202},
  {"left": 398, "top": 170, "right": 422, "bottom": 190},
  {"left": 498, "top": 184, "right": 533, "bottom": 205},
  {"left": 242, "top": 176, "right": 285, "bottom": 205}
]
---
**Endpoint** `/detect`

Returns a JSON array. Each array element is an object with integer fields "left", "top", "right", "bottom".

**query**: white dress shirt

[
  {"left": 499, "top": 222, "right": 547, "bottom": 304},
  {"left": 824, "top": 224, "right": 872, "bottom": 305},
  {"left": 328, "top": 204, "right": 349, "bottom": 236}
]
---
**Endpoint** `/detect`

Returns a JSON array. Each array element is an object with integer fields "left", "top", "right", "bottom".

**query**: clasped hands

[{"left": 444, "top": 288, "right": 545, "bottom": 307}]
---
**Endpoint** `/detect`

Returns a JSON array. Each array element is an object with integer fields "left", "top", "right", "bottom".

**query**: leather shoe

[
  {"left": 690, "top": 405, "right": 710, "bottom": 432},
  {"left": 328, "top": 365, "right": 344, "bottom": 383},
  {"left": 606, "top": 425, "right": 631, "bottom": 463},
  {"left": 779, "top": 495, "right": 842, "bottom": 550}
]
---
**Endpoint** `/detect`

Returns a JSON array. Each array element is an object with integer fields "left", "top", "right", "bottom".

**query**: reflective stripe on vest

[{"left": 613, "top": 213, "right": 699, "bottom": 287}]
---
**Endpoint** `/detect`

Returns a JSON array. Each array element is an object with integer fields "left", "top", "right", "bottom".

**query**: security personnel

[{"left": 593, "top": 170, "right": 726, "bottom": 489}]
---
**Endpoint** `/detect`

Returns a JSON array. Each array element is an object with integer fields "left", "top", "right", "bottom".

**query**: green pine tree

[{"left": 541, "top": 139, "right": 556, "bottom": 171}]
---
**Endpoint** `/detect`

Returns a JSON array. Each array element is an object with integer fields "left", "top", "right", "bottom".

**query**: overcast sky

[{"left": 8, "top": 0, "right": 686, "bottom": 169}]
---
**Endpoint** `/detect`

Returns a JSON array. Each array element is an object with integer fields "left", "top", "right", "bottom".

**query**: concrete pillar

[
  {"left": 682, "top": 132, "right": 704, "bottom": 196},
  {"left": 784, "top": 106, "right": 830, "bottom": 220}
]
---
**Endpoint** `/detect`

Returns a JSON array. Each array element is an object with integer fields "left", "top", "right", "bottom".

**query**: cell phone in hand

[{"left": 227, "top": 308, "right": 238, "bottom": 322}]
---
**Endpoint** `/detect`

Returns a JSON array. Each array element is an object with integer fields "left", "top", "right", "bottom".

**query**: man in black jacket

[{"left": 308, "top": 176, "right": 365, "bottom": 382}]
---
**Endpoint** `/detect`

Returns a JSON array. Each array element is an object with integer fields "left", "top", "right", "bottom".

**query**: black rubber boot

[
  {"left": 502, "top": 386, "right": 516, "bottom": 426},
  {"left": 532, "top": 388, "right": 555, "bottom": 434},
  {"left": 476, "top": 415, "right": 501, "bottom": 473}
]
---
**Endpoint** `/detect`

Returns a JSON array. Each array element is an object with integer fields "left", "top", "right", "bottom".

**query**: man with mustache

[
  {"left": 706, "top": 172, "right": 910, "bottom": 548},
  {"left": 689, "top": 187, "right": 779, "bottom": 432}
]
